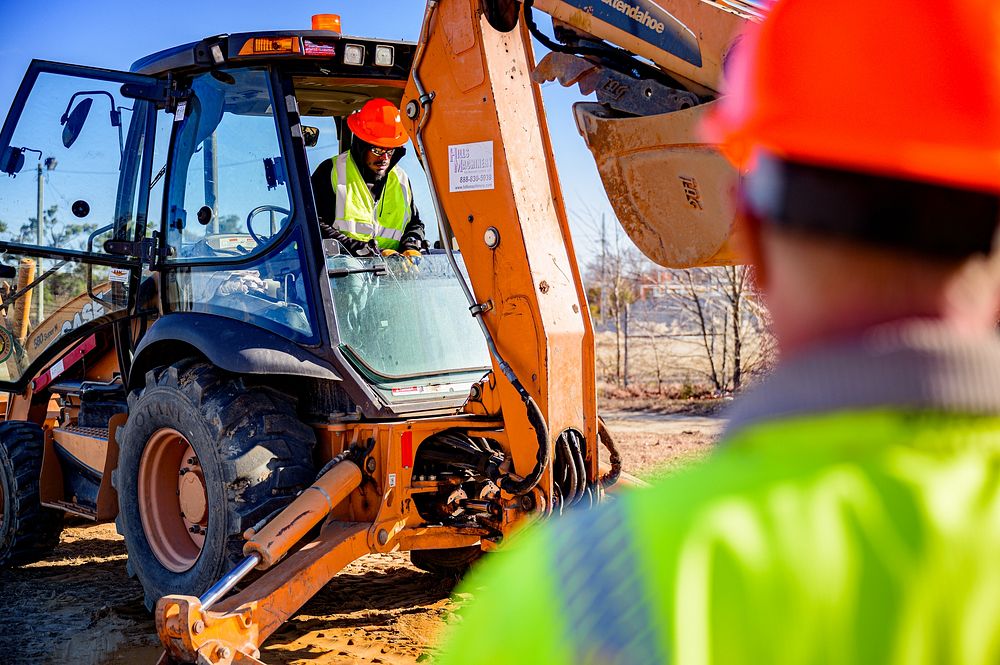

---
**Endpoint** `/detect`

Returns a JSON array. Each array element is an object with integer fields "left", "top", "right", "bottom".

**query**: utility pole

[
  {"left": 35, "top": 157, "right": 56, "bottom": 325},
  {"left": 36, "top": 161, "right": 44, "bottom": 325},
  {"left": 623, "top": 301, "right": 630, "bottom": 388},
  {"left": 599, "top": 215, "right": 607, "bottom": 324}
]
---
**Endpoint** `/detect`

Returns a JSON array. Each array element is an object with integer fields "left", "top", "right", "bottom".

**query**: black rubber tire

[
  {"left": 410, "top": 546, "right": 482, "bottom": 577},
  {"left": 113, "top": 359, "right": 316, "bottom": 610},
  {"left": 0, "top": 421, "right": 64, "bottom": 567}
]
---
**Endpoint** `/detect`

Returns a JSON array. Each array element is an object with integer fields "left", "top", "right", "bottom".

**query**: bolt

[
  {"left": 484, "top": 226, "right": 500, "bottom": 249},
  {"left": 187, "top": 457, "right": 198, "bottom": 466},
  {"left": 539, "top": 280, "right": 550, "bottom": 294},
  {"left": 467, "top": 214, "right": 474, "bottom": 223},
  {"left": 216, "top": 646, "right": 232, "bottom": 660},
  {"left": 179, "top": 468, "right": 189, "bottom": 476},
  {"left": 365, "top": 457, "right": 377, "bottom": 474},
  {"left": 377, "top": 529, "right": 389, "bottom": 545},
  {"left": 520, "top": 494, "right": 536, "bottom": 511},
  {"left": 192, "top": 620, "right": 205, "bottom": 635},
  {"left": 189, "top": 525, "right": 202, "bottom": 534}
]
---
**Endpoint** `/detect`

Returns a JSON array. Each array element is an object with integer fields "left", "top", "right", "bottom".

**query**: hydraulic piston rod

[
  {"left": 243, "top": 459, "right": 363, "bottom": 568},
  {"left": 197, "top": 457, "right": 363, "bottom": 611}
]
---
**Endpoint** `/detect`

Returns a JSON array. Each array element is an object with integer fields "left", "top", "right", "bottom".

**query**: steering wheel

[{"left": 246, "top": 205, "right": 291, "bottom": 246}]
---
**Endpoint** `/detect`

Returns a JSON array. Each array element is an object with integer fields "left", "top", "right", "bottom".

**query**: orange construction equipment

[
  {"left": 346, "top": 98, "right": 410, "bottom": 148},
  {"left": 704, "top": 0, "right": 1000, "bottom": 192},
  {"left": 0, "top": 1, "right": 759, "bottom": 662}
]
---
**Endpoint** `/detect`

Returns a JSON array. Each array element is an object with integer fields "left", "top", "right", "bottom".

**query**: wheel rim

[{"left": 138, "top": 428, "right": 208, "bottom": 573}]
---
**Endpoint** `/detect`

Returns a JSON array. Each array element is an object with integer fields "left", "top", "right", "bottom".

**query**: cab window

[{"left": 164, "top": 68, "right": 292, "bottom": 261}]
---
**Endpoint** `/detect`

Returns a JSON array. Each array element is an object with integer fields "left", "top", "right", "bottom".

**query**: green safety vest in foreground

[
  {"left": 331, "top": 151, "right": 412, "bottom": 251},
  {"left": 439, "top": 409, "right": 1000, "bottom": 665}
]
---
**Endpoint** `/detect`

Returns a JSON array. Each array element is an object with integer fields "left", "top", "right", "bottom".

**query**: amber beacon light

[{"left": 312, "top": 14, "right": 342, "bottom": 32}]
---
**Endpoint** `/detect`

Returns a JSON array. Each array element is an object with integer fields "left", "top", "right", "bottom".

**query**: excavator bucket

[{"left": 574, "top": 101, "right": 743, "bottom": 268}]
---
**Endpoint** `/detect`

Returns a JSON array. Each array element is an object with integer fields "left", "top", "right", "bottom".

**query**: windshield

[{"left": 328, "top": 252, "right": 490, "bottom": 382}]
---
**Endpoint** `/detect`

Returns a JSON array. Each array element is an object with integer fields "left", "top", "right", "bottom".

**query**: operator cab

[{"left": 0, "top": 21, "right": 490, "bottom": 416}]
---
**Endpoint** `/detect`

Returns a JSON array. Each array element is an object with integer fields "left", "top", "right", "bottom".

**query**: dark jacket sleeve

[
  {"left": 311, "top": 157, "right": 375, "bottom": 257},
  {"left": 399, "top": 198, "right": 426, "bottom": 252}
]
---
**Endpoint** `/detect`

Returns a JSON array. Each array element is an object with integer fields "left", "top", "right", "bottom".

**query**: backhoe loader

[{"left": 0, "top": 0, "right": 762, "bottom": 661}]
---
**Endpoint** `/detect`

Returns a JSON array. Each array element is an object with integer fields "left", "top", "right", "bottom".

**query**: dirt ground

[{"left": 0, "top": 405, "right": 723, "bottom": 665}]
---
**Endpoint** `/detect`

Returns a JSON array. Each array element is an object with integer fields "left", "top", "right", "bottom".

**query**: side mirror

[
  {"left": 0, "top": 146, "right": 25, "bottom": 177},
  {"left": 62, "top": 97, "right": 94, "bottom": 149},
  {"left": 302, "top": 125, "right": 320, "bottom": 148}
]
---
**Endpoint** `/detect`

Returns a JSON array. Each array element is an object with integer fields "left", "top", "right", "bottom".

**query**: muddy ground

[{"left": 0, "top": 406, "right": 723, "bottom": 665}]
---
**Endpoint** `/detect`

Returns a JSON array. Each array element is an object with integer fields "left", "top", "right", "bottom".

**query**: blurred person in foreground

[{"left": 438, "top": 0, "right": 1000, "bottom": 663}]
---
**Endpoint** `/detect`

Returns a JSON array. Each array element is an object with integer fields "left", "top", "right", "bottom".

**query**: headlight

[
  {"left": 344, "top": 44, "right": 365, "bottom": 66},
  {"left": 374, "top": 45, "right": 394, "bottom": 67}
]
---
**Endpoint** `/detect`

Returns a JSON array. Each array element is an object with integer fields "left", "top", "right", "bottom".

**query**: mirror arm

[{"left": 61, "top": 90, "right": 119, "bottom": 126}]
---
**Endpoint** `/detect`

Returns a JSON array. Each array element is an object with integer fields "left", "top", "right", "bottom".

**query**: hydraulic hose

[
  {"left": 597, "top": 416, "right": 622, "bottom": 489},
  {"left": 556, "top": 430, "right": 578, "bottom": 506},
  {"left": 411, "top": 0, "right": 549, "bottom": 496},
  {"left": 569, "top": 430, "right": 588, "bottom": 505}
]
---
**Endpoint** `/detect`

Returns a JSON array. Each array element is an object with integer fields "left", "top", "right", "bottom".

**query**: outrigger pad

[{"left": 574, "top": 101, "right": 743, "bottom": 269}]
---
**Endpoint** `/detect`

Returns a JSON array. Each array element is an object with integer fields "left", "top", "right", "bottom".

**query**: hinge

[
  {"left": 104, "top": 231, "right": 162, "bottom": 267},
  {"left": 470, "top": 300, "right": 494, "bottom": 317},
  {"left": 120, "top": 75, "right": 191, "bottom": 112}
]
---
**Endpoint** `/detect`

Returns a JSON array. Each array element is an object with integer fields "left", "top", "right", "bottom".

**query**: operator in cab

[{"left": 311, "top": 98, "right": 425, "bottom": 258}]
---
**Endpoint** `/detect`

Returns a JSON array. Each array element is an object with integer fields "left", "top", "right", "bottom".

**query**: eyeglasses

[{"left": 369, "top": 146, "right": 395, "bottom": 157}]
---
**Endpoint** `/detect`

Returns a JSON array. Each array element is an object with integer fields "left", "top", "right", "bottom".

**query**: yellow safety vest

[
  {"left": 330, "top": 151, "right": 412, "bottom": 251},
  {"left": 440, "top": 410, "right": 1000, "bottom": 665}
]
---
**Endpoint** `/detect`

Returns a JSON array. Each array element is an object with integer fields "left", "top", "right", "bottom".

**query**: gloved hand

[
  {"left": 381, "top": 248, "right": 420, "bottom": 273},
  {"left": 217, "top": 271, "right": 266, "bottom": 297},
  {"left": 402, "top": 249, "right": 422, "bottom": 271}
]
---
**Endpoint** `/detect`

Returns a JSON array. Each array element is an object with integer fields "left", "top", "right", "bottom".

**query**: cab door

[{"left": 0, "top": 61, "right": 165, "bottom": 391}]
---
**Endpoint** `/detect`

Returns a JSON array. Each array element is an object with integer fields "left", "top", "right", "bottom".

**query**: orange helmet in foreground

[
  {"left": 704, "top": 0, "right": 1000, "bottom": 194},
  {"left": 347, "top": 99, "right": 409, "bottom": 149}
]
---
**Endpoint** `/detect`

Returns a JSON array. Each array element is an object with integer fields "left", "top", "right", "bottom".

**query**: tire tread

[{"left": 0, "top": 421, "right": 64, "bottom": 567}]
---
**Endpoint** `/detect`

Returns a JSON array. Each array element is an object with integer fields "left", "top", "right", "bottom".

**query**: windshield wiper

[{"left": 327, "top": 263, "right": 387, "bottom": 278}]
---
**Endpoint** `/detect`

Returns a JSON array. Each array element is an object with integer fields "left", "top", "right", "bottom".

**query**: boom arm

[
  {"left": 401, "top": 0, "right": 756, "bottom": 503},
  {"left": 403, "top": 0, "right": 597, "bottom": 505}
]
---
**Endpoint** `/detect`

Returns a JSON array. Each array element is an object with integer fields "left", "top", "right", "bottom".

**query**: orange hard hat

[
  {"left": 347, "top": 99, "right": 409, "bottom": 149},
  {"left": 703, "top": 0, "right": 1000, "bottom": 194}
]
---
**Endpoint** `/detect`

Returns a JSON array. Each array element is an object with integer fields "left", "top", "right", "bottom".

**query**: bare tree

[
  {"left": 579, "top": 210, "right": 645, "bottom": 387},
  {"left": 572, "top": 203, "right": 774, "bottom": 394},
  {"left": 663, "top": 266, "right": 772, "bottom": 392}
]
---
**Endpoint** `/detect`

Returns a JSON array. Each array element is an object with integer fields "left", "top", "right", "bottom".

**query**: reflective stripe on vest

[
  {"left": 332, "top": 152, "right": 412, "bottom": 249},
  {"left": 554, "top": 501, "right": 668, "bottom": 664}
]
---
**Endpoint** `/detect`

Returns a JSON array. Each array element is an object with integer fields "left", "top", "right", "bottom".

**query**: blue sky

[{"left": 0, "top": 0, "right": 619, "bottom": 264}]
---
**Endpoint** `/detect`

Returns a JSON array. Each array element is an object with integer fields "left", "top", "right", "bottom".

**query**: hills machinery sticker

[{"left": 448, "top": 141, "right": 494, "bottom": 192}]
